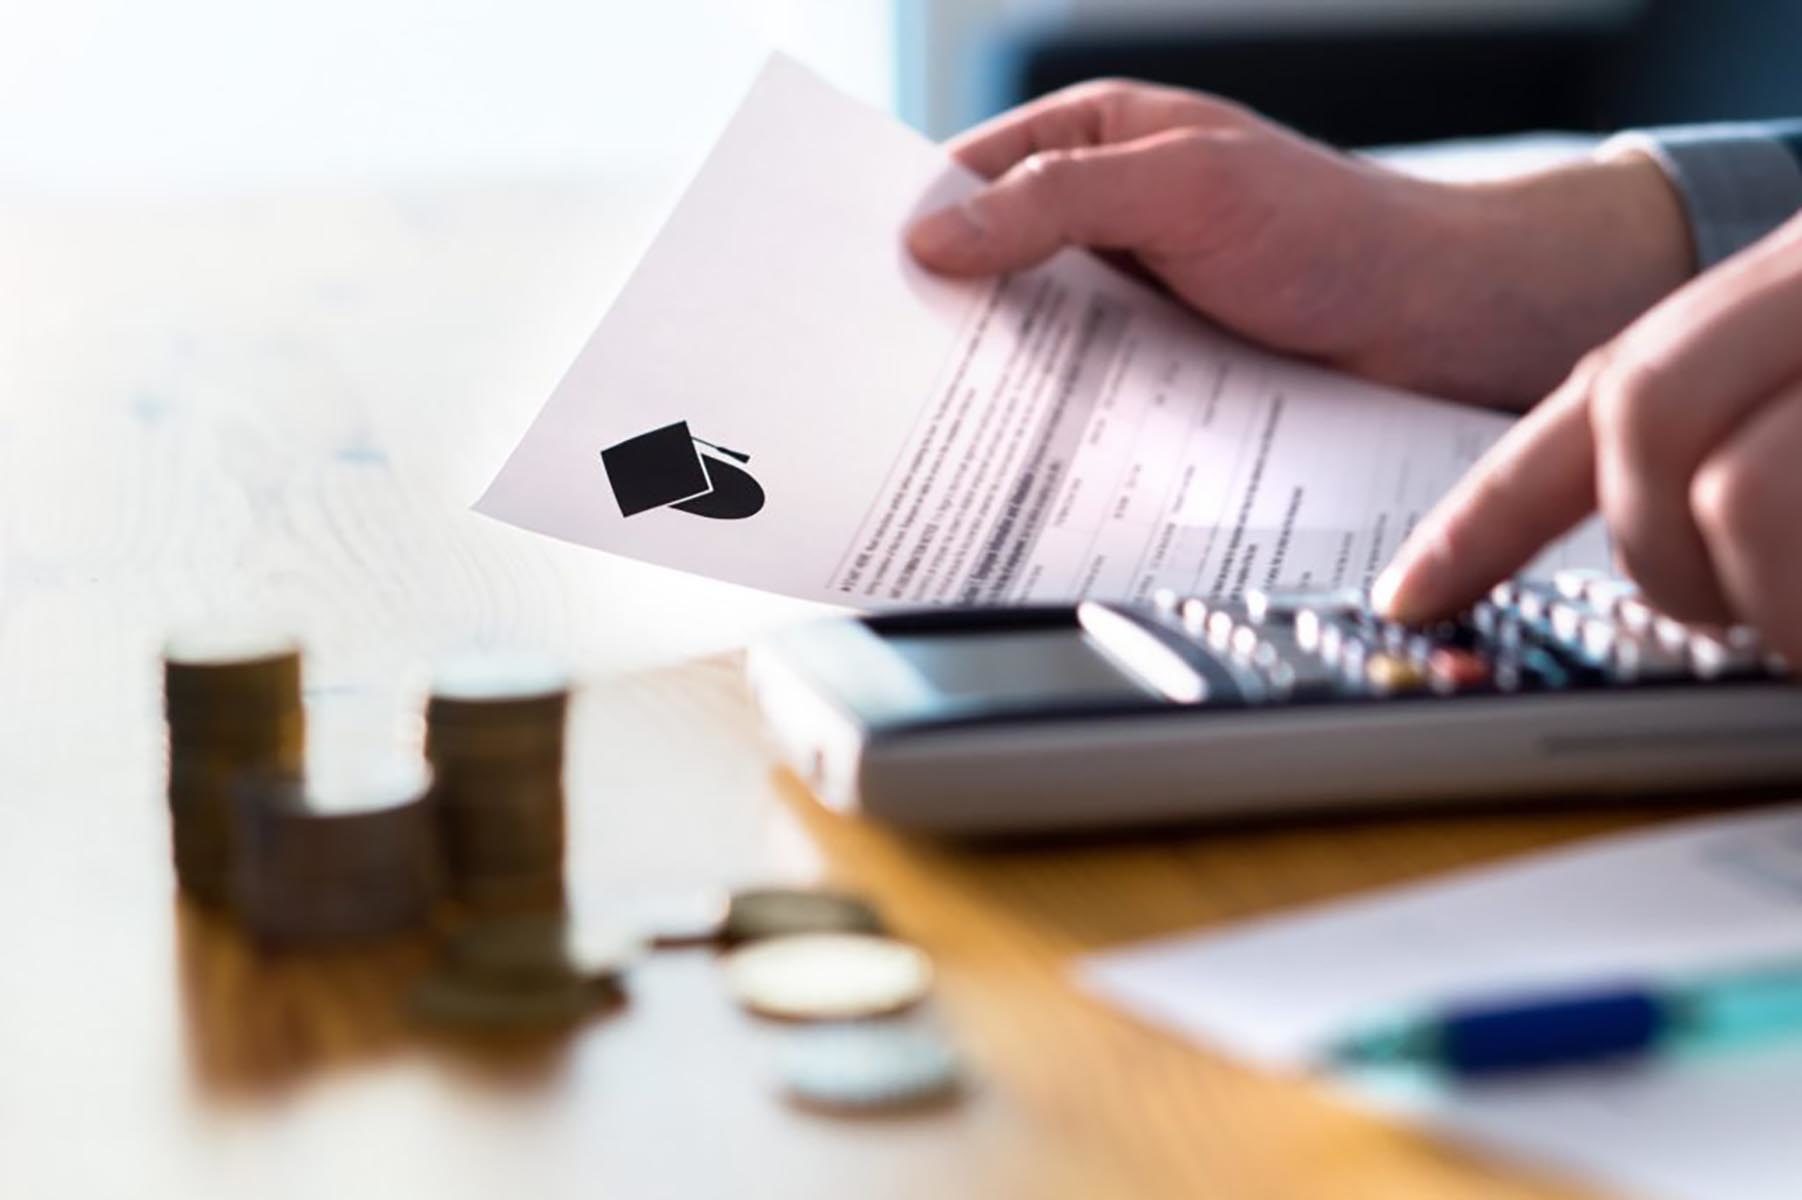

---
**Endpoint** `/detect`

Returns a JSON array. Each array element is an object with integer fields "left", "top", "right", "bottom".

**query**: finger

[
  {"left": 944, "top": 79, "right": 1223, "bottom": 179},
  {"left": 1688, "top": 377, "right": 1802, "bottom": 666},
  {"left": 1374, "top": 361, "right": 1601, "bottom": 622},
  {"left": 907, "top": 129, "right": 1208, "bottom": 276},
  {"left": 1584, "top": 217, "right": 1802, "bottom": 620},
  {"left": 1591, "top": 358, "right": 1734, "bottom": 622}
]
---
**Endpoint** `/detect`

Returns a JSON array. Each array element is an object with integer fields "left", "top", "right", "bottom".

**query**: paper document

[
  {"left": 1081, "top": 807, "right": 1802, "bottom": 1200},
  {"left": 478, "top": 54, "right": 1605, "bottom": 607}
]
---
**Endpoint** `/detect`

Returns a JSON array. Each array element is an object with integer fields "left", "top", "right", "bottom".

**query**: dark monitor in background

[{"left": 960, "top": 0, "right": 1802, "bottom": 148}]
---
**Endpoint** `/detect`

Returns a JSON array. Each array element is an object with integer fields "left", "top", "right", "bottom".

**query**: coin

[
  {"left": 446, "top": 914, "right": 641, "bottom": 986},
  {"left": 406, "top": 971, "right": 618, "bottom": 1031},
  {"left": 723, "top": 934, "right": 932, "bottom": 1021},
  {"left": 776, "top": 1023, "right": 961, "bottom": 1112},
  {"left": 163, "top": 628, "right": 305, "bottom": 906},
  {"left": 454, "top": 870, "right": 566, "bottom": 914},
  {"left": 425, "top": 651, "right": 572, "bottom": 914},
  {"left": 723, "top": 887, "right": 885, "bottom": 944},
  {"left": 163, "top": 629, "right": 304, "bottom": 717},
  {"left": 230, "top": 753, "right": 441, "bottom": 944}
]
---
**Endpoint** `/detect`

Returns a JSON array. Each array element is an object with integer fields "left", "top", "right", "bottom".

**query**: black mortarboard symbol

[{"left": 600, "top": 420, "right": 765, "bottom": 520}]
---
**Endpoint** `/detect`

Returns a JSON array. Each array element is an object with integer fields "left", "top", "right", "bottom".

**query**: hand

[
  {"left": 907, "top": 80, "right": 1692, "bottom": 409},
  {"left": 1375, "top": 208, "right": 1802, "bottom": 665}
]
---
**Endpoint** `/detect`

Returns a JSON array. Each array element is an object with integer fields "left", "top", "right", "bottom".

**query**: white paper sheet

[
  {"left": 477, "top": 54, "right": 1606, "bottom": 607},
  {"left": 1080, "top": 806, "right": 1802, "bottom": 1200}
]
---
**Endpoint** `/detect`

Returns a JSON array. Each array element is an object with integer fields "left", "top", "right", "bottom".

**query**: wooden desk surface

[{"left": 0, "top": 181, "right": 1696, "bottom": 1200}]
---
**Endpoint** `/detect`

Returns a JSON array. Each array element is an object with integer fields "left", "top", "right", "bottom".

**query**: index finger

[
  {"left": 1375, "top": 370, "right": 1600, "bottom": 622},
  {"left": 945, "top": 80, "right": 1223, "bottom": 179},
  {"left": 944, "top": 86, "right": 1115, "bottom": 179}
]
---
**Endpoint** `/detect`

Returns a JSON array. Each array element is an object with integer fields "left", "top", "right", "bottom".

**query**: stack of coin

[
  {"left": 163, "top": 631, "right": 305, "bottom": 906},
  {"left": 231, "top": 752, "right": 441, "bottom": 944},
  {"left": 713, "top": 885, "right": 961, "bottom": 1114},
  {"left": 425, "top": 654, "right": 570, "bottom": 914},
  {"left": 408, "top": 912, "right": 637, "bottom": 1031},
  {"left": 723, "top": 932, "right": 933, "bottom": 1021},
  {"left": 722, "top": 886, "right": 885, "bottom": 945},
  {"left": 775, "top": 1022, "right": 962, "bottom": 1112}
]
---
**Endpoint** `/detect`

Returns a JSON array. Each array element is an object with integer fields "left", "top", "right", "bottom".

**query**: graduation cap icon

[{"left": 599, "top": 420, "right": 766, "bottom": 521}]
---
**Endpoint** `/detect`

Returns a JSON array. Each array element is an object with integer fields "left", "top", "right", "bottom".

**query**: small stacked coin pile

[
  {"left": 426, "top": 654, "right": 571, "bottom": 915},
  {"left": 231, "top": 753, "right": 441, "bottom": 945},
  {"left": 164, "top": 631, "right": 305, "bottom": 906},
  {"left": 409, "top": 912, "right": 638, "bottom": 1031},
  {"left": 775, "top": 1022, "right": 962, "bottom": 1113},
  {"left": 722, "top": 886, "right": 886, "bottom": 944},
  {"left": 724, "top": 933, "right": 933, "bottom": 1021},
  {"left": 716, "top": 887, "right": 962, "bottom": 1112}
]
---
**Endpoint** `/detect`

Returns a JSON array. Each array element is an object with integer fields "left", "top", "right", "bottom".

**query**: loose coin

[
  {"left": 723, "top": 887, "right": 884, "bottom": 945},
  {"left": 723, "top": 933, "right": 932, "bottom": 1021},
  {"left": 407, "top": 971, "right": 617, "bottom": 1031},
  {"left": 446, "top": 913, "right": 641, "bottom": 986},
  {"left": 776, "top": 1023, "right": 961, "bottom": 1112}
]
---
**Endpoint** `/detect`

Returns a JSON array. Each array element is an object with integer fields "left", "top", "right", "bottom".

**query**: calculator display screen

[{"left": 887, "top": 629, "right": 1153, "bottom": 706}]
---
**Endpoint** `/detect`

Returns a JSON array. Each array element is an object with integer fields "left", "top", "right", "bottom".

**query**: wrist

[{"left": 1359, "top": 153, "right": 1693, "bottom": 409}]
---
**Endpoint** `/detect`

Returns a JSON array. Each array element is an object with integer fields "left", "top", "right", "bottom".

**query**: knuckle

[
  {"left": 1017, "top": 148, "right": 1078, "bottom": 194},
  {"left": 1588, "top": 355, "right": 1678, "bottom": 460},
  {"left": 1570, "top": 347, "right": 1613, "bottom": 387},
  {"left": 1064, "top": 77, "right": 1135, "bottom": 104},
  {"left": 1057, "top": 78, "right": 1136, "bottom": 130},
  {"left": 1690, "top": 451, "right": 1772, "bottom": 547}
]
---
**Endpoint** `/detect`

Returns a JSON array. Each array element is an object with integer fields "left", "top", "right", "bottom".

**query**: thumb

[{"left": 907, "top": 130, "right": 1203, "bottom": 276}]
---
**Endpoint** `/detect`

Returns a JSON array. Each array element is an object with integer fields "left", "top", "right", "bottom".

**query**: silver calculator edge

[{"left": 746, "top": 620, "right": 1802, "bottom": 835}]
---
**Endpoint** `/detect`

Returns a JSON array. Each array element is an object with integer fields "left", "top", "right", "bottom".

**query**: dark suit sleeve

[{"left": 1601, "top": 120, "right": 1802, "bottom": 270}]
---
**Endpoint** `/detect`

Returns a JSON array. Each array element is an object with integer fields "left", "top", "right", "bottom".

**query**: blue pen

[{"left": 1323, "top": 958, "right": 1802, "bottom": 1079}]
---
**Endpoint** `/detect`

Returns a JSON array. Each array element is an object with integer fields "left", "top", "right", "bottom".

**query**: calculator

[{"left": 746, "top": 573, "right": 1802, "bottom": 833}]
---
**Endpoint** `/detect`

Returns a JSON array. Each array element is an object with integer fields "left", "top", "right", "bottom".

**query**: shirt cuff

[{"left": 1599, "top": 121, "right": 1802, "bottom": 270}]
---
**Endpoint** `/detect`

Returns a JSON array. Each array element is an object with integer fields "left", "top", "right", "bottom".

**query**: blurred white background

[{"left": 0, "top": 0, "right": 896, "bottom": 195}]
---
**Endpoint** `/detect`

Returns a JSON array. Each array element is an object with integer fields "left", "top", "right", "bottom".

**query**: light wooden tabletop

[{"left": 0, "top": 180, "right": 1701, "bottom": 1200}]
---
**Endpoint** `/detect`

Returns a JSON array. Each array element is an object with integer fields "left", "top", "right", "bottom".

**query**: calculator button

[
  {"left": 1298, "top": 608, "right": 1366, "bottom": 657},
  {"left": 1178, "top": 597, "right": 1209, "bottom": 634},
  {"left": 1151, "top": 588, "right": 1180, "bottom": 616},
  {"left": 1377, "top": 622, "right": 1411, "bottom": 655},
  {"left": 1609, "top": 634, "right": 1690, "bottom": 683},
  {"left": 1228, "top": 624, "right": 1261, "bottom": 661},
  {"left": 1579, "top": 615, "right": 1617, "bottom": 663},
  {"left": 1616, "top": 596, "right": 1657, "bottom": 636},
  {"left": 1403, "top": 633, "right": 1438, "bottom": 665},
  {"left": 1548, "top": 600, "right": 1586, "bottom": 647},
  {"left": 1515, "top": 583, "right": 1557, "bottom": 623},
  {"left": 1314, "top": 618, "right": 1361, "bottom": 668},
  {"left": 1583, "top": 578, "right": 1638, "bottom": 613},
  {"left": 1689, "top": 628, "right": 1764, "bottom": 679},
  {"left": 1495, "top": 646, "right": 1574, "bottom": 691},
  {"left": 1366, "top": 653, "right": 1426, "bottom": 694},
  {"left": 1653, "top": 615, "right": 1690, "bottom": 654},
  {"left": 1427, "top": 647, "right": 1490, "bottom": 693},
  {"left": 1244, "top": 585, "right": 1361, "bottom": 625},
  {"left": 1553, "top": 568, "right": 1610, "bottom": 600},
  {"left": 1471, "top": 601, "right": 1523, "bottom": 650},
  {"left": 1204, "top": 608, "right": 1239, "bottom": 652},
  {"left": 1251, "top": 641, "right": 1340, "bottom": 700}
]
